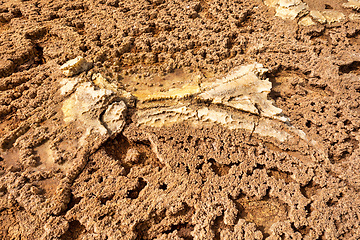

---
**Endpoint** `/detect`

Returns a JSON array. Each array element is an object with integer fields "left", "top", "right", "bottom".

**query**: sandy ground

[{"left": 0, "top": 0, "right": 360, "bottom": 239}]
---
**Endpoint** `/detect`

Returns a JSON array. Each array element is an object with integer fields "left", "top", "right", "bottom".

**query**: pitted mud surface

[{"left": 1, "top": 0, "right": 360, "bottom": 239}]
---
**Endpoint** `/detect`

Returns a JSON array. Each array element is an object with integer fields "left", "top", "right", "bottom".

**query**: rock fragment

[
  {"left": 310, "top": 10, "right": 327, "bottom": 24},
  {"left": 310, "top": 10, "right": 346, "bottom": 24},
  {"left": 275, "top": 2, "right": 309, "bottom": 20},
  {"left": 59, "top": 78, "right": 81, "bottom": 95},
  {"left": 264, "top": 0, "right": 349, "bottom": 24},
  {"left": 322, "top": 11, "right": 346, "bottom": 24},
  {"left": 102, "top": 101, "right": 127, "bottom": 135},
  {"left": 59, "top": 56, "right": 92, "bottom": 77},
  {"left": 298, "top": 16, "right": 316, "bottom": 26},
  {"left": 264, "top": 0, "right": 309, "bottom": 20}
]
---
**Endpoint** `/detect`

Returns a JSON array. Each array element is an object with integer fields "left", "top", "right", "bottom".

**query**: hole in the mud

[
  {"left": 208, "top": 158, "right": 230, "bottom": 176},
  {"left": 344, "top": 120, "right": 351, "bottom": 126},
  {"left": 104, "top": 134, "right": 131, "bottom": 160},
  {"left": 195, "top": 162, "right": 204, "bottom": 170},
  {"left": 100, "top": 193, "right": 114, "bottom": 205},
  {"left": 211, "top": 215, "right": 225, "bottom": 240},
  {"left": 0, "top": 156, "right": 3, "bottom": 161},
  {"left": 0, "top": 185, "right": 7, "bottom": 195},
  {"left": 324, "top": 4, "right": 333, "bottom": 9},
  {"left": 326, "top": 197, "right": 339, "bottom": 207},
  {"left": 305, "top": 203, "right": 312, "bottom": 215},
  {"left": 135, "top": 221, "right": 151, "bottom": 239},
  {"left": 127, "top": 177, "right": 147, "bottom": 199},
  {"left": 298, "top": 225, "right": 311, "bottom": 236},
  {"left": 98, "top": 176, "right": 103, "bottom": 183},
  {"left": 159, "top": 183, "right": 167, "bottom": 190},
  {"left": 300, "top": 180, "right": 320, "bottom": 198},
  {"left": 60, "top": 220, "right": 86, "bottom": 240},
  {"left": 163, "top": 223, "right": 194, "bottom": 240},
  {"left": 257, "top": 225, "right": 270, "bottom": 239},
  {"left": 305, "top": 120, "right": 312, "bottom": 128},
  {"left": 98, "top": 214, "right": 107, "bottom": 221},
  {"left": 104, "top": 133, "right": 164, "bottom": 172},
  {"left": 67, "top": 193, "right": 82, "bottom": 211},
  {"left": 339, "top": 61, "right": 360, "bottom": 74},
  {"left": 34, "top": 44, "right": 45, "bottom": 65}
]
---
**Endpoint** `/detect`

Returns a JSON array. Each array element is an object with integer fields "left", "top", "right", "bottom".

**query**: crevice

[
  {"left": 339, "top": 61, "right": 360, "bottom": 75},
  {"left": 67, "top": 193, "right": 82, "bottom": 211},
  {"left": 210, "top": 214, "right": 225, "bottom": 240},
  {"left": 208, "top": 158, "right": 231, "bottom": 176},
  {"left": 300, "top": 180, "right": 320, "bottom": 199},
  {"left": 127, "top": 177, "right": 147, "bottom": 199},
  {"left": 100, "top": 193, "right": 114, "bottom": 205},
  {"left": 162, "top": 223, "right": 194, "bottom": 240},
  {"left": 60, "top": 220, "right": 86, "bottom": 240}
]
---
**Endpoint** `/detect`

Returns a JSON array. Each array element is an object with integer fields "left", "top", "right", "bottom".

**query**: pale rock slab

[
  {"left": 60, "top": 56, "right": 92, "bottom": 77},
  {"left": 199, "top": 63, "right": 287, "bottom": 122},
  {"left": 278, "top": 0, "right": 302, "bottom": 7},
  {"left": 275, "top": 3, "right": 309, "bottom": 20},
  {"left": 310, "top": 10, "right": 327, "bottom": 24},
  {"left": 310, "top": 10, "right": 346, "bottom": 24},
  {"left": 264, "top": 0, "right": 308, "bottom": 20},
  {"left": 298, "top": 16, "right": 316, "bottom": 26},
  {"left": 135, "top": 105, "right": 293, "bottom": 143},
  {"left": 322, "top": 11, "right": 346, "bottom": 24},
  {"left": 264, "top": 0, "right": 279, "bottom": 7},
  {"left": 59, "top": 78, "right": 81, "bottom": 95},
  {"left": 102, "top": 101, "right": 127, "bottom": 135}
]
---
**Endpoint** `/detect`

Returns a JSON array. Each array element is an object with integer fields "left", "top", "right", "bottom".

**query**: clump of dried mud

[{"left": 1, "top": 0, "right": 360, "bottom": 239}]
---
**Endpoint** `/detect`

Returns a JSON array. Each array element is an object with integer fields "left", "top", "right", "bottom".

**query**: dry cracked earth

[{"left": 1, "top": 0, "right": 360, "bottom": 239}]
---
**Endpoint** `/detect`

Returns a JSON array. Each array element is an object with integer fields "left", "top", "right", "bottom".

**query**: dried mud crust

[{"left": 0, "top": 0, "right": 360, "bottom": 239}]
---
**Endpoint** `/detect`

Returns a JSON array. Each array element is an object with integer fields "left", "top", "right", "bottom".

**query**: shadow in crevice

[
  {"left": 126, "top": 177, "right": 147, "bottom": 199},
  {"left": 208, "top": 158, "right": 231, "bottom": 176},
  {"left": 300, "top": 180, "right": 320, "bottom": 199},
  {"left": 163, "top": 223, "right": 194, "bottom": 240},
  {"left": 339, "top": 61, "right": 360, "bottom": 75},
  {"left": 60, "top": 220, "right": 86, "bottom": 240}
]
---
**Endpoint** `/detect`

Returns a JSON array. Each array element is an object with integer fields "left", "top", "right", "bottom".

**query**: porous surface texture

[{"left": 1, "top": 0, "right": 360, "bottom": 239}]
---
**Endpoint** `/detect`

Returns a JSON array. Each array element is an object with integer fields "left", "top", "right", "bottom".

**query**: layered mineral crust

[{"left": 0, "top": 0, "right": 360, "bottom": 239}]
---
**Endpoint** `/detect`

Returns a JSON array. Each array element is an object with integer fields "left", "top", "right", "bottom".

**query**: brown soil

[{"left": 1, "top": 0, "right": 360, "bottom": 239}]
